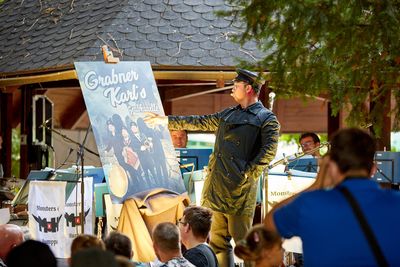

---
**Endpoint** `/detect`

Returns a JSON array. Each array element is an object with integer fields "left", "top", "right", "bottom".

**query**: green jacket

[{"left": 169, "top": 101, "right": 280, "bottom": 216}]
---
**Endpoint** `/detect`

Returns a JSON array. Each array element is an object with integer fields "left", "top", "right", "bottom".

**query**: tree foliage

[{"left": 222, "top": 0, "right": 400, "bottom": 134}]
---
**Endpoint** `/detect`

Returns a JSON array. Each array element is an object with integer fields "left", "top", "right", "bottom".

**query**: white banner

[
  {"left": 267, "top": 173, "right": 315, "bottom": 253},
  {"left": 104, "top": 194, "right": 122, "bottom": 235},
  {"left": 267, "top": 173, "right": 315, "bottom": 211},
  {"left": 63, "top": 177, "right": 94, "bottom": 258},
  {"left": 28, "top": 181, "right": 66, "bottom": 258}
]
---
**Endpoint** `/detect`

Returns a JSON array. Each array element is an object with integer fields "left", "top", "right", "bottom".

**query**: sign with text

[
  {"left": 75, "top": 62, "right": 186, "bottom": 203},
  {"left": 267, "top": 173, "right": 315, "bottom": 211},
  {"left": 28, "top": 181, "right": 66, "bottom": 258},
  {"left": 63, "top": 178, "right": 94, "bottom": 257},
  {"left": 267, "top": 173, "right": 315, "bottom": 253}
]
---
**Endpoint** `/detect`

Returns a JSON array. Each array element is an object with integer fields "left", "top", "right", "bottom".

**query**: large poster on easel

[{"left": 75, "top": 62, "right": 186, "bottom": 203}]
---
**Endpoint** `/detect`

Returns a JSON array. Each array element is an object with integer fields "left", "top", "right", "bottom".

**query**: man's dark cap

[{"left": 233, "top": 68, "right": 259, "bottom": 85}]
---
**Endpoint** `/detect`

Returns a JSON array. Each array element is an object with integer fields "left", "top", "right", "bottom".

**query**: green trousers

[{"left": 209, "top": 211, "right": 253, "bottom": 267}]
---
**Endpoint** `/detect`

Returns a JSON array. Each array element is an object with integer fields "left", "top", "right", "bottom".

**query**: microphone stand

[
  {"left": 42, "top": 123, "right": 99, "bottom": 234},
  {"left": 77, "top": 125, "right": 91, "bottom": 234},
  {"left": 42, "top": 126, "right": 99, "bottom": 158}
]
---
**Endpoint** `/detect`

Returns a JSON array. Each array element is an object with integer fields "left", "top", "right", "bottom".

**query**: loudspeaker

[
  {"left": 372, "top": 151, "right": 400, "bottom": 184},
  {"left": 32, "top": 95, "right": 53, "bottom": 147}
]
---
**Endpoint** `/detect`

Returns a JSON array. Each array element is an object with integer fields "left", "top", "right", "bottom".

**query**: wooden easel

[{"left": 102, "top": 45, "right": 120, "bottom": 64}]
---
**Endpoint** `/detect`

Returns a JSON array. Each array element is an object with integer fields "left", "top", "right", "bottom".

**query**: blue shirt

[{"left": 274, "top": 178, "right": 400, "bottom": 266}]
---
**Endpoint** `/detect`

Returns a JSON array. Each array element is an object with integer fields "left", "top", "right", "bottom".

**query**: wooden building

[{"left": 0, "top": 0, "right": 337, "bottom": 179}]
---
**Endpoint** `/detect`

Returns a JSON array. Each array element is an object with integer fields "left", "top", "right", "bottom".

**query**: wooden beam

[
  {"left": 70, "top": 110, "right": 88, "bottom": 130},
  {"left": 0, "top": 70, "right": 246, "bottom": 87},
  {"left": 155, "top": 71, "right": 236, "bottom": 81},
  {"left": 166, "top": 85, "right": 234, "bottom": 102},
  {"left": 60, "top": 94, "right": 86, "bottom": 129},
  {"left": 0, "top": 70, "right": 77, "bottom": 87},
  {"left": 163, "top": 85, "right": 217, "bottom": 101}
]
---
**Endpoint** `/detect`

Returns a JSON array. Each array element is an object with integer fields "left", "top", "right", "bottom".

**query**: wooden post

[
  {"left": 0, "top": 91, "right": 13, "bottom": 177},
  {"left": 20, "top": 85, "right": 33, "bottom": 179},
  {"left": 159, "top": 87, "right": 172, "bottom": 115},
  {"left": 371, "top": 90, "right": 391, "bottom": 150},
  {"left": 259, "top": 83, "right": 269, "bottom": 108}
]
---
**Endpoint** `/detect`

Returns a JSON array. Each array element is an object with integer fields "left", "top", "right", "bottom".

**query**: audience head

[
  {"left": 6, "top": 240, "right": 57, "bottom": 267},
  {"left": 69, "top": 234, "right": 105, "bottom": 265},
  {"left": 0, "top": 224, "right": 24, "bottom": 260},
  {"left": 299, "top": 132, "right": 321, "bottom": 156},
  {"left": 234, "top": 224, "right": 283, "bottom": 267},
  {"left": 104, "top": 231, "right": 133, "bottom": 259},
  {"left": 328, "top": 128, "right": 376, "bottom": 176},
  {"left": 115, "top": 255, "right": 136, "bottom": 267},
  {"left": 152, "top": 222, "right": 181, "bottom": 261},
  {"left": 170, "top": 130, "right": 188, "bottom": 148},
  {"left": 179, "top": 206, "right": 212, "bottom": 247},
  {"left": 71, "top": 247, "right": 119, "bottom": 267}
]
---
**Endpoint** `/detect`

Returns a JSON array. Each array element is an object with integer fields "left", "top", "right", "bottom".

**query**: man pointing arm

[{"left": 146, "top": 69, "right": 280, "bottom": 267}]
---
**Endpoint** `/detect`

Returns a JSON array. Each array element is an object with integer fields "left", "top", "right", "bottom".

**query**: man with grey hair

[
  {"left": 152, "top": 222, "right": 194, "bottom": 267},
  {"left": 0, "top": 224, "right": 24, "bottom": 267}
]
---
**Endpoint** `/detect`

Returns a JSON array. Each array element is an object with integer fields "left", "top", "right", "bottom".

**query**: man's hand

[
  {"left": 143, "top": 112, "right": 168, "bottom": 128},
  {"left": 312, "top": 155, "right": 335, "bottom": 190}
]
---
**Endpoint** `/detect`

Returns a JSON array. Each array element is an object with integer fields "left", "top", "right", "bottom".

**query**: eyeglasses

[
  {"left": 178, "top": 218, "right": 188, "bottom": 226},
  {"left": 300, "top": 141, "right": 314, "bottom": 148}
]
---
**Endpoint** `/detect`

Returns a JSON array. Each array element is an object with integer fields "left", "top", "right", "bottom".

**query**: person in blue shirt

[{"left": 265, "top": 128, "right": 400, "bottom": 266}]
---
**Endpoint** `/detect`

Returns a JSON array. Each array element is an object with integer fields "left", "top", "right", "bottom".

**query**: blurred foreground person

[
  {"left": 235, "top": 225, "right": 283, "bottom": 267},
  {"left": 68, "top": 234, "right": 106, "bottom": 265},
  {"left": 265, "top": 128, "right": 400, "bottom": 266},
  {"left": 104, "top": 231, "right": 133, "bottom": 259},
  {"left": 71, "top": 247, "right": 118, "bottom": 267},
  {"left": 0, "top": 224, "right": 24, "bottom": 267},
  {"left": 105, "top": 231, "right": 145, "bottom": 266},
  {"left": 6, "top": 240, "right": 57, "bottom": 267}
]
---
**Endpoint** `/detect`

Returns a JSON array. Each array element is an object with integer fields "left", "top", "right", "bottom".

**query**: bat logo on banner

[
  {"left": 64, "top": 208, "right": 90, "bottom": 227},
  {"left": 32, "top": 214, "right": 63, "bottom": 233}
]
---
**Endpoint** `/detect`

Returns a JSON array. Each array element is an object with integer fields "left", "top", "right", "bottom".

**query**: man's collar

[{"left": 236, "top": 101, "right": 263, "bottom": 115}]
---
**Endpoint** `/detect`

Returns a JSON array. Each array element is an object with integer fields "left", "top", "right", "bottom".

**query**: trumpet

[{"left": 268, "top": 142, "right": 330, "bottom": 170}]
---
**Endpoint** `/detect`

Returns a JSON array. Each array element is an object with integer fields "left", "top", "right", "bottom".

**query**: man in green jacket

[{"left": 145, "top": 69, "right": 280, "bottom": 267}]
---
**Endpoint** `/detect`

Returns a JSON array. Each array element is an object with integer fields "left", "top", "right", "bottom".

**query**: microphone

[
  {"left": 269, "top": 92, "right": 276, "bottom": 111},
  {"left": 39, "top": 118, "right": 52, "bottom": 129}
]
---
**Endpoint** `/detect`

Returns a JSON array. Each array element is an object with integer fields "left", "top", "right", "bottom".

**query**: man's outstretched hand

[{"left": 143, "top": 112, "right": 168, "bottom": 128}]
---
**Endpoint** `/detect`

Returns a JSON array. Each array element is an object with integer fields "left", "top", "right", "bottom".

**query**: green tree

[{"left": 222, "top": 1, "right": 400, "bottom": 135}]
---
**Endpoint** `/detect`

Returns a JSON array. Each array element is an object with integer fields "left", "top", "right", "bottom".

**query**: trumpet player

[{"left": 299, "top": 132, "right": 321, "bottom": 158}]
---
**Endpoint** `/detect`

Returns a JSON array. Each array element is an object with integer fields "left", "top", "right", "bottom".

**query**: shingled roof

[{"left": 0, "top": 0, "right": 265, "bottom": 75}]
